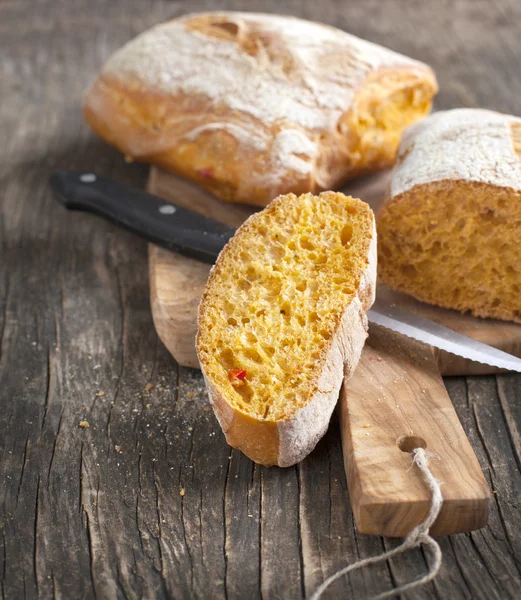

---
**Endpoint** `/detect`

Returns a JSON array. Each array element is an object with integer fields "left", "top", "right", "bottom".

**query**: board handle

[{"left": 340, "top": 324, "right": 490, "bottom": 537}]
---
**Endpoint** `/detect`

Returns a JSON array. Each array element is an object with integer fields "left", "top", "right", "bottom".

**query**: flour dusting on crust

[
  {"left": 391, "top": 108, "right": 521, "bottom": 198},
  {"left": 183, "top": 122, "right": 269, "bottom": 150},
  {"left": 105, "top": 12, "right": 428, "bottom": 130},
  {"left": 102, "top": 12, "right": 432, "bottom": 179}
]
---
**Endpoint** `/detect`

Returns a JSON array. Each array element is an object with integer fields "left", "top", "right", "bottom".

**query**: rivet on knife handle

[{"left": 50, "top": 170, "right": 235, "bottom": 263}]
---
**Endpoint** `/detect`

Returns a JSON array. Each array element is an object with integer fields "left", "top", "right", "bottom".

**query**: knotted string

[{"left": 310, "top": 448, "right": 443, "bottom": 600}]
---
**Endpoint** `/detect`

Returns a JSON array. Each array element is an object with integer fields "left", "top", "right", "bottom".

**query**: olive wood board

[
  {"left": 340, "top": 324, "right": 489, "bottom": 537},
  {"left": 147, "top": 167, "right": 491, "bottom": 537}
]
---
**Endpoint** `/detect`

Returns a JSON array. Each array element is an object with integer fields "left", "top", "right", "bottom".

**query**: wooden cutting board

[{"left": 148, "top": 167, "right": 492, "bottom": 537}]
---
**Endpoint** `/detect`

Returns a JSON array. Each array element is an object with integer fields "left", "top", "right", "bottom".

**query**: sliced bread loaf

[
  {"left": 197, "top": 191, "right": 376, "bottom": 466},
  {"left": 378, "top": 108, "right": 521, "bottom": 322}
]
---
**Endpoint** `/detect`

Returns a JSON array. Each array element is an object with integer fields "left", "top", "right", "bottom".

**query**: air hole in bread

[
  {"left": 219, "top": 348, "right": 235, "bottom": 370},
  {"left": 211, "top": 20, "right": 240, "bottom": 36},
  {"left": 244, "top": 348, "right": 262, "bottom": 363},
  {"left": 300, "top": 237, "right": 314, "bottom": 250},
  {"left": 235, "top": 384, "right": 253, "bottom": 403},
  {"left": 279, "top": 301, "right": 291, "bottom": 318},
  {"left": 400, "top": 264, "right": 417, "bottom": 277},
  {"left": 185, "top": 16, "right": 241, "bottom": 41},
  {"left": 340, "top": 223, "right": 353, "bottom": 245}
]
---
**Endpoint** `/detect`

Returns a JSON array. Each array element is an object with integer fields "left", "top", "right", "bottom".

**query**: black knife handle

[{"left": 50, "top": 170, "right": 235, "bottom": 263}]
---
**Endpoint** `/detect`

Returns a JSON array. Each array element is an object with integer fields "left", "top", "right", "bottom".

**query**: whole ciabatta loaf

[
  {"left": 197, "top": 191, "right": 376, "bottom": 467},
  {"left": 378, "top": 108, "right": 521, "bottom": 322},
  {"left": 84, "top": 12, "right": 438, "bottom": 206}
]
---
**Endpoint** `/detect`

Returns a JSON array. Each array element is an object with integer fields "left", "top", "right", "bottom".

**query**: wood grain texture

[
  {"left": 149, "top": 167, "right": 521, "bottom": 375},
  {"left": 1, "top": 0, "right": 521, "bottom": 598},
  {"left": 341, "top": 325, "right": 489, "bottom": 537}
]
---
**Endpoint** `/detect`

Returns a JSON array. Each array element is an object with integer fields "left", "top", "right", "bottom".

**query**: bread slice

[
  {"left": 83, "top": 11, "right": 437, "bottom": 206},
  {"left": 378, "top": 108, "right": 521, "bottom": 322},
  {"left": 197, "top": 192, "right": 376, "bottom": 466}
]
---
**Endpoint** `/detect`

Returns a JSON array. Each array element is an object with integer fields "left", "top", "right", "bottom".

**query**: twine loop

[{"left": 311, "top": 448, "right": 443, "bottom": 600}]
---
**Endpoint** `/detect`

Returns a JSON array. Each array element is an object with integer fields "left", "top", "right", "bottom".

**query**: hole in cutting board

[{"left": 396, "top": 435, "right": 427, "bottom": 453}]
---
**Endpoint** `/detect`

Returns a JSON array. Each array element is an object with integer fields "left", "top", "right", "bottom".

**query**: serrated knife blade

[{"left": 368, "top": 297, "right": 521, "bottom": 372}]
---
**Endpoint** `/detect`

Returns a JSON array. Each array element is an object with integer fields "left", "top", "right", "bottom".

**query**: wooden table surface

[{"left": 2, "top": 1, "right": 521, "bottom": 598}]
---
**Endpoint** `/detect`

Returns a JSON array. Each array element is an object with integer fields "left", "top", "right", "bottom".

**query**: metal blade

[{"left": 367, "top": 297, "right": 521, "bottom": 373}]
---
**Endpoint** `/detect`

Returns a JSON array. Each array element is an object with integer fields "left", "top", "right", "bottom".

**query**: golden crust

[
  {"left": 84, "top": 75, "right": 317, "bottom": 205},
  {"left": 84, "top": 12, "right": 437, "bottom": 206}
]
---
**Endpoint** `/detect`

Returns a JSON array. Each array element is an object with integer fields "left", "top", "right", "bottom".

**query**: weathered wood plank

[{"left": 1, "top": 1, "right": 521, "bottom": 599}]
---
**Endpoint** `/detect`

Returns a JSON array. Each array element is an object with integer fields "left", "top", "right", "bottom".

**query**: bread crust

[
  {"left": 378, "top": 109, "right": 521, "bottom": 322},
  {"left": 389, "top": 108, "right": 521, "bottom": 198},
  {"left": 84, "top": 11, "right": 437, "bottom": 206},
  {"left": 196, "top": 195, "right": 376, "bottom": 466}
]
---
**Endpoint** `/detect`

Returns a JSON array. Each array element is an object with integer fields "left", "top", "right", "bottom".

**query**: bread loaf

[
  {"left": 84, "top": 11, "right": 438, "bottom": 206},
  {"left": 197, "top": 191, "right": 376, "bottom": 466},
  {"left": 378, "top": 108, "right": 521, "bottom": 322}
]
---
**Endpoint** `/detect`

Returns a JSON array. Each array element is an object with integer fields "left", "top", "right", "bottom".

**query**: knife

[
  {"left": 50, "top": 170, "right": 234, "bottom": 263},
  {"left": 50, "top": 169, "right": 521, "bottom": 373}
]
